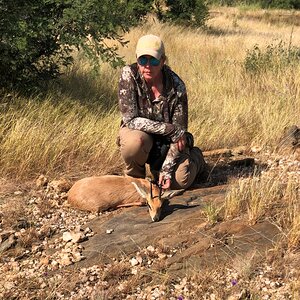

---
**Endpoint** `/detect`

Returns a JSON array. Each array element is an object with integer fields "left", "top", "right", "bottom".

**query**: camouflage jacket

[{"left": 118, "top": 63, "right": 189, "bottom": 179}]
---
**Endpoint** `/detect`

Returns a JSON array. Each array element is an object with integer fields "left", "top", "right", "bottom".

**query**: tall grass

[
  {"left": 0, "top": 7, "right": 299, "bottom": 179},
  {"left": 0, "top": 59, "right": 123, "bottom": 179},
  {"left": 224, "top": 171, "right": 300, "bottom": 249}
]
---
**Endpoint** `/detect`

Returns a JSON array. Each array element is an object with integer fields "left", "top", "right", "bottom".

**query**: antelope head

[{"left": 132, "top": 180, "right": 183, "bottom": 222}]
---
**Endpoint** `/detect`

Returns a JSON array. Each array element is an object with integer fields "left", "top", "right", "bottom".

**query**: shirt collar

[{"left": 134, "top": 63, "right": 175, "bottom": 98}]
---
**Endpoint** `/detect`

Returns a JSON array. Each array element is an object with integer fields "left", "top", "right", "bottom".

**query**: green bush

[
  {"left": 126, "top": 0, "right": 154, "bottom": 18},
  {"left": 0, "top": 0, "right": 212, "bottom": 92},
  {"left": 165, "top": 0, "right": 209, "bottom": 27},
  {"left": 244, "top": 40, "right": 300, "bottom": 73},
  {"left": 0, "top": 0, "right": 151, "bottom": 91},
  {"left": 260, "top": 0, "right": 300, "bottom": 9}
]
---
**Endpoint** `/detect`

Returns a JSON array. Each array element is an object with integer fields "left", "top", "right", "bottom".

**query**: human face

[{"left": 137, "top": 55, "right": 164, "bottom": 83}]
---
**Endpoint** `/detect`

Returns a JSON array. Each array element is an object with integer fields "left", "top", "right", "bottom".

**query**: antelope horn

[
  {"left": 158, "top": 184, "right": 162, "bottom": 201},
  {"left": 149, "top": 179, "right": 153, "bottom": 199}
]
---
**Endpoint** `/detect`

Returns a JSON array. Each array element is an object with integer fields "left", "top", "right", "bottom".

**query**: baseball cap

[{"left": 135, "top": 34, "right": 165, "bottom": 60}]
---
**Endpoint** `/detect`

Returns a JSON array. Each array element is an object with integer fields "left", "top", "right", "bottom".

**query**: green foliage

[
  {"left": 244, "top": 40, "right": 300, "bottom": 74},
  {"left": 260, "top": 0, "right": 300, "bottom": 9},
  {"left": 164, "top": 0, "right": 209, "bottom": 26},
  {"left": 0, "top": 0, "right": 212, "bottom": 91},
  {"left": 202, "top": 202, "right": 222, "bottom": 224},
  {"left": 0, "top": 0, "right": 150, "bottom": 91},
  {"left": 205, "top": 0, "right": 236, "bottom": 5},
  {"left": 126, "top": 0, "right": 154, "bottom": 19}
]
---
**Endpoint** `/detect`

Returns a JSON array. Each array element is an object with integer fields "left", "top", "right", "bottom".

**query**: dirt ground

[{"left": 0, "top": 146, "right": 299, "bottom": 299}]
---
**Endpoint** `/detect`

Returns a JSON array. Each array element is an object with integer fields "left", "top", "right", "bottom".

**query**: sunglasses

[{"left": 137, "top": 56, "right": 161, "bottom": 67}]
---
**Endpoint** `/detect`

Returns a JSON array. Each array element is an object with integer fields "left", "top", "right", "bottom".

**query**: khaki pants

[{"left": 119, "top": 127, "right": 207, "bottom": 190}]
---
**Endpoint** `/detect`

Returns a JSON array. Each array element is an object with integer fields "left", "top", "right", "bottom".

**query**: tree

[
  {"left": 0, "top": 0, "right": 151, "bottom": 90},
  {"left": 165, "top": 0, "right": 209, "bottom": 27}
]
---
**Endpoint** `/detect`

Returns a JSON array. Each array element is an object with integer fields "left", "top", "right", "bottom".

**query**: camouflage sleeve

[
  {"left": 118, "top": 66, "right": 138, "bottom": 124},
  {"left": 119, "top": 66, "right": 184, "bottom": 142},
  {"left": 171, "top": 74, "right": 188, "bottom": 131},
  {"left": 172, "top": 92, "right": 188, "bottom": 131},
  {"left": 128, "top": 118, "right": 184, "bottom": 142},
  {"left": 160, "top": 143, "right": 180, "bottom": 180},
  {"left": 160, "top": 73, "right": 189, "bottom": 179}
]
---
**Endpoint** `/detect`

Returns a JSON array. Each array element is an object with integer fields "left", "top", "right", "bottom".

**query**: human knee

[
  {"left": 121, "top": 136, "right": 143, "bottom": 156},
  {"left": 172, "top": 163, "right": 194, "bottom": 189},
  {"left": 174, "top": 171, "right": 192, "bottom": 189},
  {"left": 120, "top": 132, "right": 153, "bottom": 162}
]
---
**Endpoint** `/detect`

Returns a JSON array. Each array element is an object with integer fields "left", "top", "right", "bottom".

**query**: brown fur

[
  {"left": 67, "top": 175, "right": 160, "bottom": 213},
  {"left": 67, "top": 175, "right": 184, "bottom": 221}
]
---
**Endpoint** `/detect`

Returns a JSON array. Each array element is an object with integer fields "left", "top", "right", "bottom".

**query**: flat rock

[
  {"left": 77, "top": 184, "right": 279, "bottom": 274},
  {"left": 0, "top": 234, "right": 16, "bottom": 253}
]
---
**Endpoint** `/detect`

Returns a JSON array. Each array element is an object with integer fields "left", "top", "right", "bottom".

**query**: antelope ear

[
  {"left": 131, "top": 182, "right": 148, "bottom": 199},
  {"left": 162, "top": 189, "right": 185, "bottom": 199}
]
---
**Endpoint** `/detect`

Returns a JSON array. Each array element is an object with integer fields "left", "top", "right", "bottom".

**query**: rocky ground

[{"left": 0, "top": 143, "right": 299, "bottom": 300}]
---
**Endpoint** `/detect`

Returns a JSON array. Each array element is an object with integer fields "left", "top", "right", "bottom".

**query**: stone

[
  {"left": 158, "top": 253, "right": 167, "bottom": 260},
  {"left": 40, "top": 257, "right": 50, "bottom": 265},
  {"left": 136, "top": 255, "right": 143, "bottom": 264},
  {"left": 62, "top": 232, "right": 73, "bottom": 242},
  {"left": 0, "top": 234, "right": 16, "bottom": 253},
  {"left": 36, "top": 175, "right": 49, "bottom": 188},
  {"left": 147, "top": 245, "right": 155, "bottom": 252},
  {"left": 130, "top": 257, "right": 139, "bottom": 266},
  {"left": 0, "top": 230, "right": 15, "bottom": 243},
  {"left": 49, "top": 178, "right": 71, "bottom": 193},
  {"left": 70, "top": 232, "right": 83, "bottom": 243},
  {"left": 72, "top": 252, "right": 84, "bottom": 262},
  {"left": 62, "top": 231, "right": 84, "bottom": 243},
  {"left": 60, "top": 254, "right": 73, "bottom": 266}
]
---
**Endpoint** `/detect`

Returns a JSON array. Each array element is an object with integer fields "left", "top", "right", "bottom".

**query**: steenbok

[{"left": 67, "top": 175, "right": 183, "bottom": 222}]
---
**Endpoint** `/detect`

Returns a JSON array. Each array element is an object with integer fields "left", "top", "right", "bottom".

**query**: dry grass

[
  {"left": 211, "top": 6, "right": 300, "bottom": 26},
  {"left": 1, "top": 197, "right": 28, "bottom": 228},
  {"left": 0, "top": 93, "right": 122, "bottom": 180},
  {"left": 224, "top": 171, "right": 300, "bottom": 250},
  {"left": 231, "top": 249, "right": 260, "bottom": 279},
  {"left": 101, "top": 261, "right": 131, "bottom": 282},
  {"left": 184, "top": 267, "right": 229, "bottom": 299},
  {"left": 0, "top": 7, "right": 299, "bottom": 179},
  {"left": 1, "top": 9, "right": 299, "bottom": 287}
]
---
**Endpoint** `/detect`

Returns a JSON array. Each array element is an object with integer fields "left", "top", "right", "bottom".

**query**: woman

[{"left": 118, "top": 34, "right": 207, "bottom": 190}]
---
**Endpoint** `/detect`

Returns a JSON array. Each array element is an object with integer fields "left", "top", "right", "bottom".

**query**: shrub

[
  {"left": 244, "top": 40, "right": 300, "bottom": 73},
  {"left": 260, "top": 0, "right": 300, "bottom": 9},
  {"left": 0, "top": 0, "right": 151, "bottom": 91},
  {"left": 165, "top": 0, "right": 209, "bottom": 27}
]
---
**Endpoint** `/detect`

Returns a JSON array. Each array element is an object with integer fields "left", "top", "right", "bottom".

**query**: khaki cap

[{"left": 136, "top": 34, "right": 165, "bottom": 60}]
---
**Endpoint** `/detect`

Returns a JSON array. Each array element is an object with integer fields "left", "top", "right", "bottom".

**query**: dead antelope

[{"left": 67, "top": 175, "right": 183, "bottom": 222}]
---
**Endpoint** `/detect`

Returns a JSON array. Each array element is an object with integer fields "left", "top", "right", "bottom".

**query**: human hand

[
  {"left": 176, "top": 134, "right": 186, "bottom": 152},
  {"left": 159, "top": 174, "right": 171, "bottom": 190}
]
